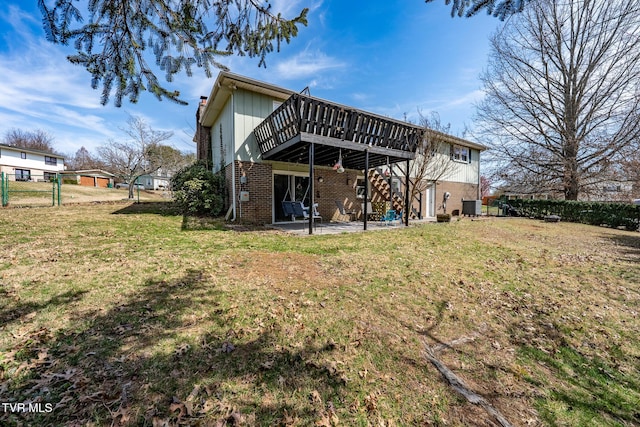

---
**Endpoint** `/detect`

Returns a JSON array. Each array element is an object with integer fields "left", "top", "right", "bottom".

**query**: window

[
  {"left": 15, "top": 169, "right": 31, "bottom": 181},
  {"left": 356, "top": 178, "right": 369, "bottom": 199},
  {"left": 45, "top": 156, "right": 57, "bottom": 166},
  {"left": 21, "top": 152, "right": 26, "bottom": 159},
  {"left": 451, "top": 145, "right": 470, "bottom": 163},
  {"left": 43, "top": 172, "right": 56, "bottom": 182}
]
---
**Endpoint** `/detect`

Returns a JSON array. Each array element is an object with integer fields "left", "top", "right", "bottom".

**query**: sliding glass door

[{"left": 273, "top": 173, "right": 310, "bottom": 222}]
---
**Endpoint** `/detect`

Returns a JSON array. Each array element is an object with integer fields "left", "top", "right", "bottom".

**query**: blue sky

[{"left": 0, "top": 1, "right": 502, "bottom": 157}]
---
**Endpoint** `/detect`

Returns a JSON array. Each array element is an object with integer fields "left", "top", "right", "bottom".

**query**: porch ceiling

[{"left": 261, "top": 133, "right": 413, "bottom": 170}]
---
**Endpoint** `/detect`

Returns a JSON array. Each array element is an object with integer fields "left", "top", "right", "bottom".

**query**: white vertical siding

[
  {"left": 210, "top": 99, "right": 233, "bottom": 172},
  {"left": 441, "top": 148, "right": 480, "bottom": 184},
  {"left": 233, "top": 89, "right": 279, "bottom": 162},
  {"left": 406, "top": 142, "right": 480, "bottom": 185}
]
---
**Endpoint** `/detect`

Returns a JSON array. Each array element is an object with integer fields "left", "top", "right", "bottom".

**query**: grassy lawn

[{"left": 1, "top": 202, "right": 639, "bottom": 426}]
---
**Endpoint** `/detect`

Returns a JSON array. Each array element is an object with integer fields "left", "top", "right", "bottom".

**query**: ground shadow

[
  {"left": 602, "top": 233, "right": 640, "bottom": 263},
  {"left": 111, "top": 201, "right": 181, "bottom": 216},
  {"left": 0, "top": 289, "right": 87, "bottom": 325},
  {"left": 519, "top": 345, "right": 640, "bottom": 425},
  {"left": 1, "top": 270, "right": 347, "bottom": 426}
]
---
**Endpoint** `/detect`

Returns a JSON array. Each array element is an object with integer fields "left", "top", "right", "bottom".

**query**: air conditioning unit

[{"left": 462, "top": 199, "right": 482, "bottom": 216}]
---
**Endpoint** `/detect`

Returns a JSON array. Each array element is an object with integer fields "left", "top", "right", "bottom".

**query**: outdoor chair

[
  {"left": 335, "top": 200, "right": 356, "bottom": 221},
  {"left": 291, "top": 201, "right": 322, "bottom": 223},
  {"left": 380, "top": 209, "right": 401, "bottom": 226},
  {"left": 281, "top": 201, "right": 296, "bottom": 220}
]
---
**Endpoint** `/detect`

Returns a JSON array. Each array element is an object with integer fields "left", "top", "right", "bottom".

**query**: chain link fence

[{"left": 0, "top": 172, "right": 61, "bottom": 207}]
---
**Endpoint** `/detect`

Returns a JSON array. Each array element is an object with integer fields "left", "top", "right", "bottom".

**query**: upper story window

[
  {"left": 45, "top": 156, "right": 57, "bottom": 165},
  {"left": 21, "top": 152, "right": 27, "bottom": 159},
  {"left": 451, "top": 145, "right": 470, "bottom": 163}
]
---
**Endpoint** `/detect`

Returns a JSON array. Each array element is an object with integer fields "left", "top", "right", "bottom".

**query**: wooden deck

[{"left": 254, "top": 94, "right": 424, "bottom": 170}]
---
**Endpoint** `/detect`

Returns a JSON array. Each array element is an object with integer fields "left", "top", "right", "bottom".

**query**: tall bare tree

[
  {"left": 98, "top": 116, "right": 173, "bottom": 199},
  {"left": 476, "top": 0, "right": 640, "bottom": 200},
  {"left": 66, "top": 146, "right": 106, "bottom": 171},
  {"left": 3, "top": 128, "right": 57, "bottom": 153}
]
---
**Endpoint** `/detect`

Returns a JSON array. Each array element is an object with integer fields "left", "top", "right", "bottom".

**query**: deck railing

[{"left": 255, "top": 94, "right": 423, "bottom": 156}]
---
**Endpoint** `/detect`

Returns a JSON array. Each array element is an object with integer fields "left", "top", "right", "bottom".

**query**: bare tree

[
  {"left": 98, "top": 116, "right": 173, "bottom": 199},
  {"left": 480, "top": 176, "right": 491, "bottom": 198},
  {"left": 3, "top": 128, "right": 57, "bottom": 153},
  {"left": 476, "top": 0, "right": 640, "bottom": 200},
  {"left": 408, "top": 111, "right": 455, "bottom": 214},
  {"left": 66, "top": 146, "right": 106, "bottom": 170}
]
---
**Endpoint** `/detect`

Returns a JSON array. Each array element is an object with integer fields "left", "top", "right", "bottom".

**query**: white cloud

[
  {"left": 269, "top": 0, "right": 324, "bottom": 18},
  {"left": 274, "top": 49, "right": 345, "bottom": 80}
]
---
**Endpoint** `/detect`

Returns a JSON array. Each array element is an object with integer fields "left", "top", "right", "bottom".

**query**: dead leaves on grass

[{"left": 149, "top": 385, "right": 254, "bottom": 426}]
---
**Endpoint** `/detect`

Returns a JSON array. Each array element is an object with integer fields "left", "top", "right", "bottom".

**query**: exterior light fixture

[{"left": 333, "top": 149, "right": 345, "bottom": 173}]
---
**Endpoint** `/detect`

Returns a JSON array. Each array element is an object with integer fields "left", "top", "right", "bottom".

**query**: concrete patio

[{"left": 269, "top": 218, "right": 436, "bottom": 235}]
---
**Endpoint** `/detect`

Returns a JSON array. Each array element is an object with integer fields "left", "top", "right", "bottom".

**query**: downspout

[
  {"left": 230, "top": 87, "right": 237, "bottom": 221},
  {"left": 477, "top": 149, "right": 481, "bottom": 200}
]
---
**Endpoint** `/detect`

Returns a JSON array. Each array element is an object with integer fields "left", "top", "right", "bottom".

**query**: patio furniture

[
  {"left": 282, "top": 200, "right": 296, "bottom": 220},
  {"left": 335, "top": 200, "right": 356, "bottom": 221},
  {"left": 291, "top": 201, "right": 322, "bottom": 225},
  {"left": 380, "top": 209, "right": 401, "bottom": 226}
]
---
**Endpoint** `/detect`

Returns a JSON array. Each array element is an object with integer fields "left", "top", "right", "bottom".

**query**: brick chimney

[{"left": 195, "top": 96, "right": 211, "bottom": 168}]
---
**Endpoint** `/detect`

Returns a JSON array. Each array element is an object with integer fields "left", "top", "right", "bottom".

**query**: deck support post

[
  {"left": 405, "top": 159, "right": 410, "bottom": 227},
  {"left": 364, "top": 149, "right": 369, "bottom": 231},
  {"left": 309, "top": 142, "right": 315, "bottom": 235}
]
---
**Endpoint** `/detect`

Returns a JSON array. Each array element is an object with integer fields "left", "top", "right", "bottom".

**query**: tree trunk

[{"left": 564, "top": 142, "right": 580, "bottom": 200}]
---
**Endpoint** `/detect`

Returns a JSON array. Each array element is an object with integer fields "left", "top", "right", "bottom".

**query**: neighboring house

[
  {"left": 194, "top": 72, "right": 485, "bottom": 228},
  {"left": 498, "top": 179, "right": 637, "bottom": 203},
  {"left": 0, "top": 143, "right": 64, "bottom": 181},
  {"left": 581, "top": 180, "right": 635, "bottom": 203},
  {"left": 138, "top": 169, "right": 172, "bottom": 190},
  {"left": 61, "top": 170, "right": 115, "bottom": 188}
]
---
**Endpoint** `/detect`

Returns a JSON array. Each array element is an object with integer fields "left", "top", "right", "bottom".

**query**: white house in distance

[
  {"left": 0, "top": 143, "right": 65, "bottom": 181},
  {"left": 137, "top": 170, "right": 172, "bottom": 190},
  {"left": 194, "top": 71, "right": 485, "bottom": 228}
]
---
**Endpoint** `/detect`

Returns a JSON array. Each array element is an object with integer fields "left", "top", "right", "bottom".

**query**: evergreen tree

[
  {"left": 38, "top": 0, "right": 308, "bottom": 106},
  {"left": 425, "top": 0, "right": 528, "bottom": 19}
]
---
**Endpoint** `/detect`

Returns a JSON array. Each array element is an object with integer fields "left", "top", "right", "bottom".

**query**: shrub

[
  {"left": 508, "top": 199, "right": 640, "bottom": 231},
  {"left": 171, "top": 162, "right": 225, "bottom": 216}
]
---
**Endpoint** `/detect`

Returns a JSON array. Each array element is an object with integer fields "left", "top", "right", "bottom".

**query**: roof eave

[{"left": 198, "top": 71, "right": 295, "bottom": 128}]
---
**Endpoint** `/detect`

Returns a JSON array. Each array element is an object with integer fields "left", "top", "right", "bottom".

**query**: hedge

[{"left": 507, "top": 199, "right": 640, "bottom": 231}]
